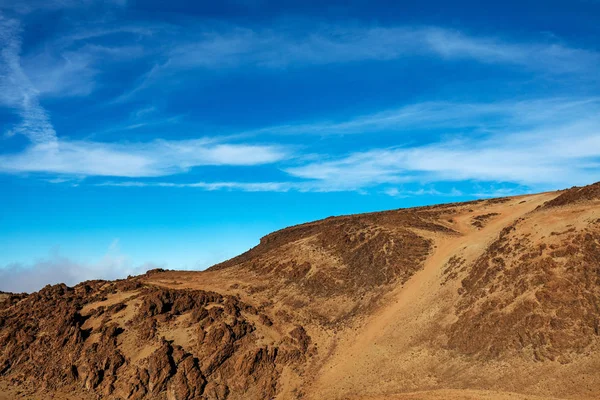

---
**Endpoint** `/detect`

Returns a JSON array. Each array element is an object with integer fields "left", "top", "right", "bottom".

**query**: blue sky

[{"left": 1, "top": 0, "right": 599, "bottom": 292}]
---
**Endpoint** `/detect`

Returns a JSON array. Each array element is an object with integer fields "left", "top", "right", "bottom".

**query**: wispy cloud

[
  {"left": 253, "top": 98, "right": 600, "bottom": 191},
  {"left": 96, "top": 180, "right": 297, "bottom": 191},
  {"left": 93, "top": 178, "right": 390, "bottom": 193},
  {"left": 19, "top": 22, "right": 152, "bottom": 100},
  {"left": 113, "top": 24, "right": 599, "bottom": 102},
  {"left": 421, "top": 27, "right": 599, "bottom": 73},
  {"left": 247, "top": 97, "right": 600, "bottom": 136},
  {"left": 1, "top": 10, "right": 599, "bottom": 193},
  {"left": 0, "top": 15, "right": 289, "bottom": 179},
  {"left": 383, "top": 187, "right": 464, "bottom": 198},
  {"left": 0, "top": 12, "right": 156, "bottom": 106},
  {"left": 4, "top": 96, "right": 598, "bottom": 188},
  {"left": 286, "top": 116, "right": 600, "bottom": 190},
  {"left": 94, "top": 178, "right": 388, "bottom": 193},
  {"left": 0, "top": 139, "right": 289, "bottom": 177},
  {"left": 111, "top": 62, "right": 166, "bottom": 104},
  {"left": 0, "top": 239, "right": 158, "bottom": 293},
  {"left": 22, "top": 44, "right": 145, "bottom": 98},
  {"left": 93, "top": 180, "right": 534, "bottom": 200},
  {"left": 0, "top": 16, "right": 57, "bottom": 144},
  {"left": 166, "top": 25, "right": 599, "bottom": 73}
]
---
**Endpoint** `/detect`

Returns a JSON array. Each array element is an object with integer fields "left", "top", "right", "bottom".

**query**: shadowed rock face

[{"left": 1, "top": 182, "right": 600, "bottom": 400}]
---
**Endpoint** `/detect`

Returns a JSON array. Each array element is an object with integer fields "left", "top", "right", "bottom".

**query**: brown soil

[{"left": 1, "top": 182, "right": 600, "bottom": 399}]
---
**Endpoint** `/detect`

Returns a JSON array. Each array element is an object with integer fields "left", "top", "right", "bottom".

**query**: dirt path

[
  {"left": 306, "top": 193, "right": 555, "bottom": 399},
  {"left": 352, "top": 388, "right": 566, "bottom": 400}
]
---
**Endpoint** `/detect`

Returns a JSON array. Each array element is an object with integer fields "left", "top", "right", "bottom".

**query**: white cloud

[
  {"left": 111, "top": 62, "right": 167, "bottom": 104},
  {"left": 285, "top": 117, "right": 600, "bottom": 190},
  {"left": 0, "top": 16, "right": 289, "bottom": 179},
  {"left": 20, "top": 23, "right": 150, "bottom": 100},
  {"left": 131, "top": 105, "right": 158, "bottom": 119},
  {"left": 94, "top": 178, "right": 402, "bottom": 192},
  {"left": 95, "top": 178, "right": 376, "bottom": 193},
  {"left": 21, "top": 44, "right": 145, "bottom": 99},
  {"left": 96, "top": 180, "right": 296, "bottom": 191},
  {"left": 114, "top": 24, "right": 599, "bottom": 102},
  {"left": 249, "top": 97, "right": 600, "bottom": 136},
  {"left": 421, "top": 27, "right": 598, "bottom": 73},
  {"left": 1, "top": 12, "right": 598, "bottom": 191},
  {"left": 72, "top": 97, "right": 600, "bottom": 191},
  {"left": 383, "top": 187, "right": 464, "bottom": 198},
  {"left": 0, "top": 139, "right": 289, "bottom": 177},
  {"left": 0, "top": 16, "right": 158, "bottom": 149},
  {"left": 0, "top": 15, "right": 154, "bottom": 106},
  {"left": 0, "top": 239, "right": 159, "bottom": 293},
  {"left": 0, "top": 16, "right": 57, "bottom": 144},
  {"left": 22, "top": 50, "right": 98, "bottom": 97},
  {"left": 93, "top": 180, "right": 532, "bottom": 200},
  {"left": 167, "top": 25, "right": 599, "bottom": 74}
]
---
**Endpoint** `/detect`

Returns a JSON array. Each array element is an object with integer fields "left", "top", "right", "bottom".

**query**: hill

[{"left": 1, "top": 182, "right": 600, "bottom": 399}]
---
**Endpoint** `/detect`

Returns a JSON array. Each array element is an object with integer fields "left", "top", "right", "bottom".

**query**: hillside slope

[{"left": 1, "top": 183, "right": 600, "bottom": 399}]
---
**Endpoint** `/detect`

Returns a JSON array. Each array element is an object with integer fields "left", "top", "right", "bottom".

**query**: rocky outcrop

[
  {"left": 542, "top": 182, "right": 600, "bottom": 209},
  {"left": 448, "top": 214, "right": 600, "bottom": 362},
  {"left": 0, "top": 282, "right": 312, "bottom": 399}
]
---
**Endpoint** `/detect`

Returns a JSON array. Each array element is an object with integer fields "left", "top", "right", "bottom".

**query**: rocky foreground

[{"left": 1, "top": 183, "right": 600, "bottom": 399}]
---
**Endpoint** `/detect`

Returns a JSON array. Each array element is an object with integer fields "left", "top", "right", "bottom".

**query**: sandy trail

[
  {"left": 307, "top": 193, "right": 555, "bottom": 399},
  {"left": 353, "top": 388, "right": 565, "bottom": 400}
]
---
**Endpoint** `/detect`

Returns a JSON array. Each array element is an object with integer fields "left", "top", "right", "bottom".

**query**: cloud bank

[{"left": 0, "top": 240, "right": 160, "bottom": 293}]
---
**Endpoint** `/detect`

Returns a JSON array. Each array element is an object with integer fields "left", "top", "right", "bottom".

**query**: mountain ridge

[{"left": 2, "top": 182, "right": 600, "bottom": 399}]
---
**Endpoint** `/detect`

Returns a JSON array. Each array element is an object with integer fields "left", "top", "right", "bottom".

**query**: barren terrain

[{"left": 2, "top": 183, "right": 600, "bottom": 399}]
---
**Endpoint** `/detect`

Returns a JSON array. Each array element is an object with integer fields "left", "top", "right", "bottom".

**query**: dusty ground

[{"left": 355, "top": 389, "right": 566, "bottom": 399}]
